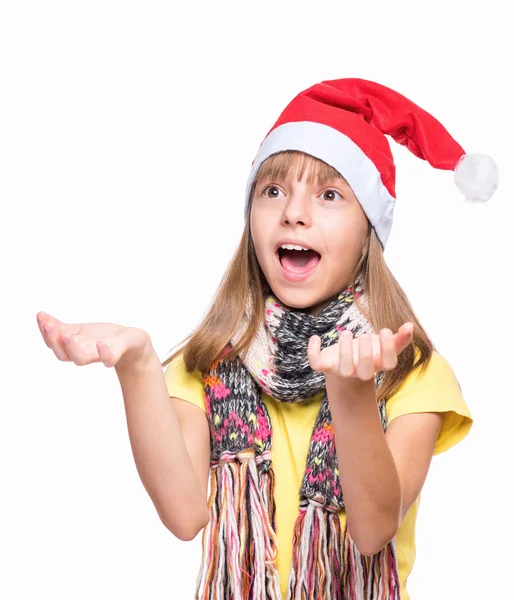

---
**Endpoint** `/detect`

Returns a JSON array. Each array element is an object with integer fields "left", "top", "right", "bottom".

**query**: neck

[{"left": 305, "top": 297, "right": 332, "bottom": 316}]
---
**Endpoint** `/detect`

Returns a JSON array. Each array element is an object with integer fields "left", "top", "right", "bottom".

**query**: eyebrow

[{"left": 257, "top": 174, "right": 348, "bottom": 188}]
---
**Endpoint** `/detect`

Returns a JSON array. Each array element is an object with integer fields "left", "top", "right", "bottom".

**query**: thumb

[
  {"left": 110, "top": 327, "right": 152, "bottom": 369},
  {"left": 394, "top": 322, "right": 414, "bottom": 355},
  {"left": 97, "top": 341, "right": 118, "bottom": 368},
  {"left": 96, "top": 328, "right": 136, "bottom": 368}
]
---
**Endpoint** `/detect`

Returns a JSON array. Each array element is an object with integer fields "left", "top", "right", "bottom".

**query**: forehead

[{"left": 254, "top": 151, "right": 348, "bottom": 187}]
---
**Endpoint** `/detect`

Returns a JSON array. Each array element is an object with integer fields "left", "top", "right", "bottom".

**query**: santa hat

[{"left": 244, "top": 77, "right": 499, "bottom": 248}]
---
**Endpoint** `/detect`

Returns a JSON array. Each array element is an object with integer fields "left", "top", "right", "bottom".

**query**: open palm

[{"left": 36, "top": 312, "right": 151, "bottom": 369}]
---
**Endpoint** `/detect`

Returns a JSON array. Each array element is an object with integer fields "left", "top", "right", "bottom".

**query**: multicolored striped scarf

[{"left": 195, "top": 282, "right": 400, "bottom": 599}]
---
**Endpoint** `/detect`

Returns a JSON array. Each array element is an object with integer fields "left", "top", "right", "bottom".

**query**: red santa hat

[{"left": 244, "top": 77, "right": 499, "bottom": 248}]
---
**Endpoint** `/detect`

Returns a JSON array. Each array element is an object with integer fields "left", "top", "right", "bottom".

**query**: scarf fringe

[
  {"left": 287, "top": 502, "right": 343, "bottom": 600},
  {"left": 194, "top": 449, "right": 282, "bottom": 600},
  {"left": 287, "top": 502, "right": 400, "bottom": 600},
  {"left": 201, "top": 286, "right": 400, "bottom": 598}
]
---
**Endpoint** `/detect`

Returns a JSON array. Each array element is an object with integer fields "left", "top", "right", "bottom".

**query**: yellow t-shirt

[{"left": 164, "top": 350, "right": 472, "bottom": 600}]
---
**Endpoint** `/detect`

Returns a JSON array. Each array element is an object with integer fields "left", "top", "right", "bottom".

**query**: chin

[{"left": 268, "top": 283, "right": 329, "bottom": 312}]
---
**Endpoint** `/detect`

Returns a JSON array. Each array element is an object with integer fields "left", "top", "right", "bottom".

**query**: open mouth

[{"left": 277, "top": 247, "right": 322, "bottom": 279}]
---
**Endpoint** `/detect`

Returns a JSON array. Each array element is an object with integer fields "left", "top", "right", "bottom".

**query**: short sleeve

[
  {"left": 164, "top": 352, "right": 206, "bottom": 412},
  {"left": 385, "top": 351, "right": 473, "bottom": 455}
]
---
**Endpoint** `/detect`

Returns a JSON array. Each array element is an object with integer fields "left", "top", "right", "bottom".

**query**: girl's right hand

[{"left": 36, "top": 311, "right": 154, "bottom": 370}]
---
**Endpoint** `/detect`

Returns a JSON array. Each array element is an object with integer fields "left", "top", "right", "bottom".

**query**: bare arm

[
  {"left": 116, "top": 348, "right": 210, "bottom": 541},
  {"left": 35, "top": 312, "right": 210, "bottom": 540},
  {"left": 327, "top": 377, "right": 442, "bottom": 556}
]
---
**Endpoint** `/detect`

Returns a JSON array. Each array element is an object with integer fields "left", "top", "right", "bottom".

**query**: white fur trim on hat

[{"left": 244, "top": 121, "right": 396, "bottom": 248}]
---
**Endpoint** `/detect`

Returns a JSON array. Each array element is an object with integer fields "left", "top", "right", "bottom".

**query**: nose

[{"left": 281, "top": 190, "right": 312, "bottom": 228}]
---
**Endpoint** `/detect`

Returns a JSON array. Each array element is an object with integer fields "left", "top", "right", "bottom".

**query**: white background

[{"left": 1, "top": 1, "right": 512, "bottom": 598}]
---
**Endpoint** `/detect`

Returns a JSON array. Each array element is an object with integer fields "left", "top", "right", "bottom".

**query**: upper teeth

[{"left": 281, "top": 244, "right": 310, "bottom": 251}]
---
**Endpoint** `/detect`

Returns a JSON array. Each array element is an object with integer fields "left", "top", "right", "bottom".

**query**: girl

[{"left": 37, "top": 77, "right": 498, "bottom": 599}]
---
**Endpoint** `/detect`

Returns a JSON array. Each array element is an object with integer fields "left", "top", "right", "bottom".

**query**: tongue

[{"left": 281, "top": 249, "right": 320, "bottom": 273}]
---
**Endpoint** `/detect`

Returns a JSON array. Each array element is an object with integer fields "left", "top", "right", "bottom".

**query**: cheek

[
  {"left": 321, "top": 213, "right": 365, "bottom": 261},
  {"left": 250, "top": 209, "right": 268, "bottom": 261}
]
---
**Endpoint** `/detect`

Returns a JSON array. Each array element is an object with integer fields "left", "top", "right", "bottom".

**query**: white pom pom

[{"left": 453, "top": 153, "right": 499, "bottom": 203}]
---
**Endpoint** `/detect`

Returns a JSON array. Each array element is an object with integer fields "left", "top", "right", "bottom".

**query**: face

[{"left": 250, "top": 161, "right": 369, "bottom": 315}]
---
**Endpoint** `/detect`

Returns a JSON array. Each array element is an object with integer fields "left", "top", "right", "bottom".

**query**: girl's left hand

[{"left": 308, "top": 322, "right": 414, "bottom": 382}]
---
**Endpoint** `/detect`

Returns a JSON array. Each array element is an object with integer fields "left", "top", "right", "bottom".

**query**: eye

[
  {"left": 321, "top": 189, "right": 343, "bottom": 202},
  {"left": 263, "top": 185, "right": 285, "bottom": 199}
]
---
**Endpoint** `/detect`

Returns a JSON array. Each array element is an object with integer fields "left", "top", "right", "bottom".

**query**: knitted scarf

[{"left": 195, "top": 282, "right": 400, "bottom": 600}]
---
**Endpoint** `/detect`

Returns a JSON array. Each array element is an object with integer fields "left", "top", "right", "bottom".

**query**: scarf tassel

[
  {"left": 287, "top": 502, "right": 344, "bottom": 600},
  {"left": 342, "top": 521, "right": 400, "bottom": 600},
  {"left": 194, "top": 449, "right": 282, "bottom": 600},
  {"left": 287, "top": 503, "right": 400, "bottom": 600}
]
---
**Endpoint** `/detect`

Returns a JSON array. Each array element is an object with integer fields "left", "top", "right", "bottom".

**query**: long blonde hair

[{"left": 162, "top": 151, "right": 434, "bottom": 400}]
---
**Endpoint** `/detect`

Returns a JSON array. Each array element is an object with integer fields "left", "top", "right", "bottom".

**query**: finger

[
  {"left": 37, "top": 312, "right": 78, "bottom": 358},
  {"left": 372, "top": 334, "right": 382, "bottom": 370},
  {"left": 64, "top": 330, "right": 132, "bottom": 368},
  {"left": 99, "top": 328, "right": 148, "bottom": 369},
  {"left": 97, "top": 341, "right": 116, "bottom": 368},
  {"left": 41, "top": 323, "right": 72, "bottom": 362},
  {"left": 338, "top": 330, "right": 354, "bottom": 377},
  {"left": 307, "top": 335, "right": 323, "bottom": 371},
  {"left": 380, "top": 328, "right": 397, "bottom": 370},
  {"left": 36, "top": 312, "right": 54, "bottom": 349},
  {"left": 37, "top": 312, "right": 80, "bottom": 337},
  {"left": 60, "top": 334, "right": 99, "bottom": 366},
  {"left": 356, "top": 334, "right": 374, "bottom": 380},
  {"left": 394, "top": 322, "right": 414, "bottom": 355}
]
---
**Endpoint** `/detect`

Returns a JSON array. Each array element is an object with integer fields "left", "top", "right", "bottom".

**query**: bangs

[{"left": 252, "top": 150, "right": 347, "bottom": 193}]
